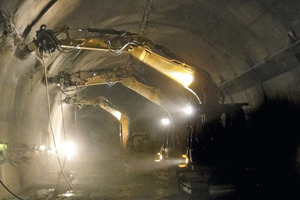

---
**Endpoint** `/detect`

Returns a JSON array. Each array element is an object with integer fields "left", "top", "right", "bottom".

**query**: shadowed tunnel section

[
  {"left": 245, "top": 102, "right": 300, "bottom": 197},
  {"left": 0, "top": 0, "right": 300, "bottom": 200}
]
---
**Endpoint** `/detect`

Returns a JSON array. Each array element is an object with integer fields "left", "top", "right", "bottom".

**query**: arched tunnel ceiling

[
  {"left": 1, "top": 0, "right": 300, "bottom": 107},
  {"left": 0, "top": 0, "right": 299, "bottom": 137}
]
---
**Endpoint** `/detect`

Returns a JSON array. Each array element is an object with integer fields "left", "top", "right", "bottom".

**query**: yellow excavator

[
  {"left": 23, "top": 24, "right": 224, "bottom": 163},
  {"left": 26, "top": 25, "right": 222, "bottom": 104},
  {"left": 54, "top": 67, "right": 172, "bottom": 151},
  {"left": 47, "top": 66, "right": 173, "bottom": 151},
  {"left": 53, "top": 65, "right": 176, "bottom": 151},
  {"left": 66, "top": 96, "right": 130, "bottom": 149},
  {"left": 24, "top": 25, "right": 250, "bottom": 194}
]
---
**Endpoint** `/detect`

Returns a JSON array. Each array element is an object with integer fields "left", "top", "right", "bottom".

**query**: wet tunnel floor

[
  {"left": 2, "top": 167, "right": 249, "bottom": 200},
  {"left": 2, "top": 154, "right": 292, "bottom": 200},
  {"left": 1, "top": 151, "right": 188, "bottom": 200},
  {"left": 1, "top": 158, "right": 238, "bottom": 200},
  {"left": 7, "top": 171, "right": 186, "bottom": 200},
  {"left": 4, "top": 166, "right": 297, "bottom": 200}
]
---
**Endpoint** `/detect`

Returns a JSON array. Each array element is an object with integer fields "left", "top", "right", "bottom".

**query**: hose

[
  {"left": 0, "top": 178, "right": 24, "bottom": 200},
  {"left": 43, "top": 58, "right": 77, "bottom": 197}
]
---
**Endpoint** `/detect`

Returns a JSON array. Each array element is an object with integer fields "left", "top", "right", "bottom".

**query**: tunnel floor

[
  {"left": 4, "top": 172, "right": 238, "bottom": 200},
  {"left": 5, "top": 165, "right": 185, "bottom": 200},
  {"left": 2, "top": 153, "right": 298, "bottom": 200},
  {"left": 2, "top": 155, "right": 239, "bottom": 200}
]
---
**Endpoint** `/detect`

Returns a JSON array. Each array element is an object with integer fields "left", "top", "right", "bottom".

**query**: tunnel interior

[{"left": 1, "top": 0, "right": 300, "bottom": 199}]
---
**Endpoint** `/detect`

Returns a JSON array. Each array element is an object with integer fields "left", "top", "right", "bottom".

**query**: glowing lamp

[
  {"left": 63, "top": 142, "right": 77, "bottom": 160},
  {"left": 178, "top": 154, "right": 189, "bottom": 168},
  {"left": 184, "top": 105, "right": 193, "bottom": 115},
  {"left": 112, "top": 111, "right": 122, "bottom": 120},
  {"left": 39, "top": 145, "right": 46, "bottom": 151},
  {"left": 161, "top": 118, "right": 170, "bottom": 125},
  {"left": 171, "top": 72, "right": 194, "bottom": 87}
]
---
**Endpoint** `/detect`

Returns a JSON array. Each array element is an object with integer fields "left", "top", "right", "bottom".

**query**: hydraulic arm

[
  {"left": 55, "top": 67, "right": 170, "bottom": 116},
  {"left": 27, "top": 25, "right": 222, "bottom": 103},
  {"left": 67, "top": 97, "right": 130, "bottom": 149},
  {"left": 58, "top": 39, "right": 194, "bottom": 88}
]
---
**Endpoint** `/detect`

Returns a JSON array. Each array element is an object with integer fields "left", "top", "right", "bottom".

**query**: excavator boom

[
  {"left": 57, "top": 68, "right": 168, "bottom": 115},
  {"left": 59, "top": 38, "right": 195, "bottom": 88},
  {"left": 128, "top": 46, "right": 194, "bottom": 87},
  {"left": 67, "top": 97, "right": 130, "bottom": 149},
  {"left": 29, "top": 25, "right": 201, "bottom": 101}
]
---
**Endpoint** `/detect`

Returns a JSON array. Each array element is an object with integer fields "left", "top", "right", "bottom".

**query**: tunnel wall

[{"left": 0, "top": 32, "right": 49, "bottom": 197}]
